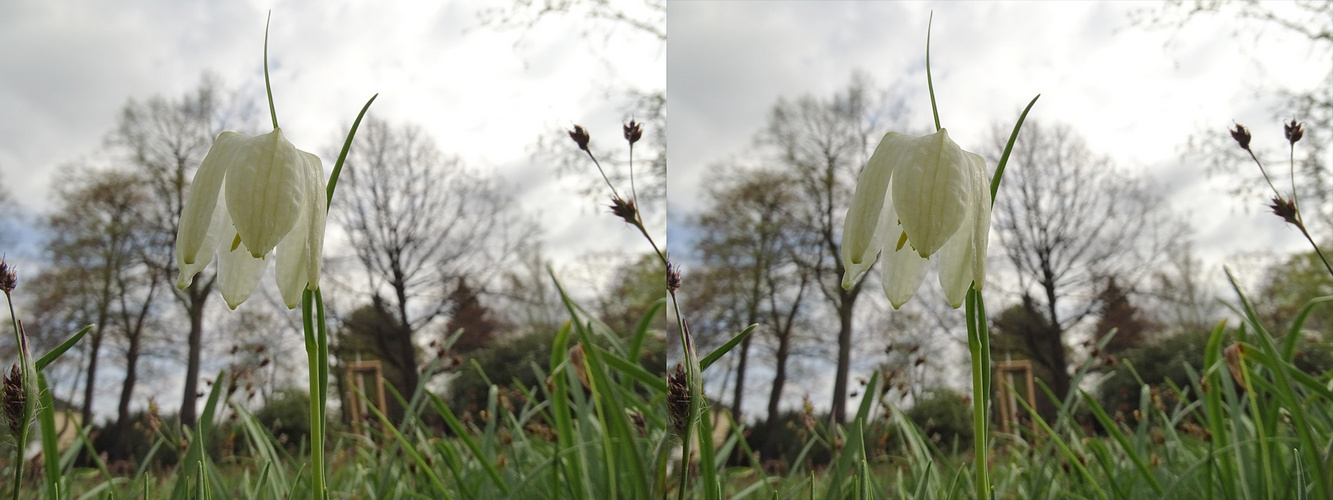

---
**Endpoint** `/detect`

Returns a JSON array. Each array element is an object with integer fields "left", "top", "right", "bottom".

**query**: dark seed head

[
  {"left": 666, "top": 260, "right": 682, "bottom": 293},
  {"left": 609, "top": 196, "right": 637, "bottom": 225},
  {"left": 0, "top": 256, "right": 16, "bottom": 294},
  {"left": 3, "top": 365, "right": 25, "bottom": 439},
  {"left": 623, "top": 119, "right": 643, "bottom": 145},
  {"left": 567, "top": 125, "right": 591, "bottom": 152},
  {"left": 1230, "top": 123, "right": 1251, "bottom": 150},
  {"left": 1270, "top": 196, "right": 1300, "bottom": 226},
  {"left": 667, "top": 363, "right": 690, "bottom": 436},
  {"left": 1284, "top": 119, "right": 1303, "bottom": 144}
]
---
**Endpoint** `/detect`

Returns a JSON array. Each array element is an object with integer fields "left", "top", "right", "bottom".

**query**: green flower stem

[
  {"left": 302, "top": 288, "right": 326, "bottom": 500},
  {"left": 298, "top": 92, "right": 373, "bottom": 500},
  {"left": 966, "top": 288, "right": 991, "bottom": 500}
]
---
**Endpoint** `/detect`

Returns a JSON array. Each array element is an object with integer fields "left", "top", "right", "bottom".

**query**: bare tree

[
  {"left": 688, "top": 165, "right": 811, "bottom": 427},
  {"left": 34, "top": 166, "right": 164, "bottom": 464},
  {"left": 479, "top": 0, "right": 666, "bottom": 213},
  {"left": 758, "top": 74, "right": 906, "bottom": 423},
  {"left": 1133, "top": 1, "right": 1333, "bottom": 233},
  {"left": 479, "top": 0, "right": 665, "bottom": 42},
  {"left": 988, "top": 121, "right": 1180, "bottom": 402},
  {"left": 335, "top": 118, "right": 533, "bottom": 402},
  {"left": 109, "top": 75, "right": 254, "bottom": 428},
  {"left": 40, "top": 168, "right": 148, "bottom": 427}
]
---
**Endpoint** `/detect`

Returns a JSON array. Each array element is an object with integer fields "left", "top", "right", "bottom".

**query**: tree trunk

[
  {"left": 1041, "top": 269, "right": 1072, "bottom": 406},
  {"left": 730, "top": 335, "right": 752, "bottom": 421},
  {"left": 389, "top": 267, "right": 420, "bottom": 421},
  {"left": 763, "top": 327, "right": 793, "bottom": 459},
  {"left": 110, "top": 336, "right": 141, "bottom": 463},
  {"left": 829, "top": 292, "right": 855, "bottom": 423},
  {"left": 82, "top": 264, "right": 116, "bottom": 426},
  {"left": 179, "top": 285, "right": 206, "bottom": 428},
  {"left": 80, "top": 332, "right": 102, "bottom": 427}
]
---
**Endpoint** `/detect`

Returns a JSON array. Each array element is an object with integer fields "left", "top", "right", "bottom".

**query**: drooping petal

[
  {"left": 879, "top": 203, "right": 930, "bottom": 309},
  {"left": 275, "top": 150, "right": 326, "bottom": 309},
  {"left": 936, "top": 151, "right": 991, "bottom": 308},
  {"left": 224, "top": 129, "right": 305, "bottom": 259},
  {"left": 965, "top": 151, "right": 991, "bottom": 292},
  {"left": 841, "top": 132, "right": 911, "bottom": 287},
  {"left": 892, "top": 129, "right": 970, "bottom": 258},
  {"left": 936, "top": 203, "right": 976, "bottom": 309},
  {"left": 214, "top": 201, "right": 267, "bottom": 309},
  {"left": 882, "top": 237, "right": 930, "bottom": 309},
  {"left": 301, "top": 149, "right": 326, "bottom": 292},
  {"left": 176, "top": 131, "right": 239, "bottom": 269},
  {"left": 275, "top": 205, "right": 310, "bottom": 309},
  {"left": 176, "top": 195, "right": 228, "bottom": 289}
]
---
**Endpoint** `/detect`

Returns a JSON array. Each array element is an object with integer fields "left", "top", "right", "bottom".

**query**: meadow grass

[{"left": 4, "top": 265, "right": 1325, "bottom": 500}]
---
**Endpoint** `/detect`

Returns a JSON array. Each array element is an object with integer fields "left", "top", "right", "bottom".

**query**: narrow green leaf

[
  {"left": 926, "top": 12, "right": 940, "bottom": 132},
  {"left": 699, "top": 324, "right": 758, "bottom": 372},
  {"left": 36, "top": 373, "right": 61, "bottom": 500},
  {"left": 263, "top": 12, "right": 278, "bottom": 130},
  {"left": 990, "top": 94, "right": 1041, "bottom": 202},
  {"left": 36, "top": 324, "right": 91, "bottom": 371},
  {"left": 426, "top": 392, "right": 510, "bottom": 494},
  {"left": 592, "top": 344, "right": 668, "bottom": 394},
  {"left": 1080, "top": 389, "right": 1163, "bottom": 494},
  {"left": 326, "top": 94, "right": 379, "bottom": 207}
]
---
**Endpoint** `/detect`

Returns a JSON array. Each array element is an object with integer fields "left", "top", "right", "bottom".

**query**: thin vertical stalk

[
  {"left": 966, "top": 289, "right": 990, "bottom": 500},
  {"left": 302, "top": 289, "right": 325, "bottom": 499}
]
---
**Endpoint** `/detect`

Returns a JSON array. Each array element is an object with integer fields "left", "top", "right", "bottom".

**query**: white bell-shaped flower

[
  {"left": 175, "top": 128, "right": 326, "bottom": 309},
  {"left": 840, "top": 128, "right": 990, "bottom": 309}
]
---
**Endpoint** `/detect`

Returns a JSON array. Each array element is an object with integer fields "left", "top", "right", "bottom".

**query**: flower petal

[
  {"left": 176, "top": 131, "right": 240, "bottom": 269},
  {"left": 175, "top": 195, "right": 227, "bottom": 289},
  {"left": 214, "top": 202, "right": 267, "bottom": 309},
  {"left": 966, "top": 151, "right": 991, "bottom": 292},
  {"left": 892, "top": 129, "right": 970, "bottom": 258},
  {"left": 936, "top": 204, "right": 975, "bottom": 309},
  {"left": 936, "top": 151, "right": 991, "bottom": 308},
  {"left": 224, "top": 129, "right": 305, "bottom": 258},
  {"left": 302, "top": 149, "right": 326, "bottom": 291},
  {"left": 275, "top": 206, "right": 309, "bottom": 309},
  {"left": 880, "top": 212, "right": 929, "bottom": 309},
  {"left": 841, "top": 132, "right": 911, "bottom": 288},
  {"left": 275, "top": 149, "right": 325, "bottom": 309}
]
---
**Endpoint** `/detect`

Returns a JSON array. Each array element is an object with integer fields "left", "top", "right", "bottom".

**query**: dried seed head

[
  {"left": 666, "top": 260, "right": 682, "bottom": 293},
  {"left": 1284, "top": 119, "right": 1303, "bottom": 144},
  {"left": 3, "top": 364, "right": 25, "bottom": 439},
  {"left": 609, "top": 196, "right": 637, "bottom": 225},
  {"left": 1270, "top": 196, "right": 1300, "bottom": 226},
  {"left": 147, "top": 397, "right": 161, "bottom": 433},
  {"left": 567, "top": 125, "right": 591, "bottom": 152},
  {"left": 667, "top": 363, "right": 690, "bottom": 436},
  {"left": 1224, "top": 342, "right": 1247, "bottom": 390},
  {"left": 626, "top": 408, "right": 646, "bottom": 435},
  {"left": 623, "top": 119, "right": 643, "bottom": 145},
  {"left": 1230, "top": 123, "right": 1252, "bottom": 150},
  {"left": 568, "top": 344, "right": 590, "bottom": 391},
  {"left": 0, "top": 256, "right": 16, "bottom": 294}
]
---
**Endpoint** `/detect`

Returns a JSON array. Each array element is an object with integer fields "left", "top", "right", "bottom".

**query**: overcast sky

[
  {"left": 668, "top": 2, "right": 1330, "bottom": 268},
  {"left": 666, "top": 1, "right": 1331, "bottom": 416},
  {"left": 0, "top": 0, "right": 663, "bottom": 421},
  {"left": 0, "top": 0, "right": 664, "bottom": 276}
]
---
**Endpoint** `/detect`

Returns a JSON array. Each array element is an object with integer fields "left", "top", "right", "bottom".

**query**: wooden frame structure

[
  {"left": 345, "top": 360, "right": 389, "bottom": 436},
  {"left": 994, "top": 359, "right": 1038, "bottom": 435}
]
